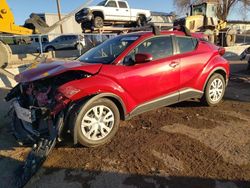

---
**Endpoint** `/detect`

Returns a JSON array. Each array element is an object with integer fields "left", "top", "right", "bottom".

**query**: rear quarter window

[{"left": 176, "top": 36, "right": 198, "bottom": 53}]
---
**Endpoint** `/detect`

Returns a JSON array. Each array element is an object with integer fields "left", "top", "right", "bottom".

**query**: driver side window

[
  {"left": 106, "top": 1, "right": 117, "bottom": 7},
  {"left": 124, "top": 36, "right": 173, "bottom": 66}
]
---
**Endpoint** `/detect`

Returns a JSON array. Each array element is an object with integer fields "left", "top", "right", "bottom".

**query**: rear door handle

[{"left": 169, "top": 61, "right": 179, "bottom": 68}]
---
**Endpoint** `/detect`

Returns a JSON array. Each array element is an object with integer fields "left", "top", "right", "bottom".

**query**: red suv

[{"left": 6, "top": 30, "right": 229, "bottom": 147}]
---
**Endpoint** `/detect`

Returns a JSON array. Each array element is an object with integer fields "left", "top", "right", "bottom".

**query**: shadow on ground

[{"left": 0, "top": 154, "right": 249, "bottom": 188}]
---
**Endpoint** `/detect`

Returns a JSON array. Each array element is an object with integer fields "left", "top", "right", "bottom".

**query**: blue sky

[{"left": 7, "top": 0, "right": 249, "bottom": 25}]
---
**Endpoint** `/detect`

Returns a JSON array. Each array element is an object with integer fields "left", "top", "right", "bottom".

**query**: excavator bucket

[
  {"left": 24, "top": 13, "right": 50, "bottom": 34},
  {"left": 24, "top": 0, "right": 93, "bottom": 34}
]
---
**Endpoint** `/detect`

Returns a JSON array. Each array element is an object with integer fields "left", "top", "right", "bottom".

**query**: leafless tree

[{"left": 174, "top": 0, "right": 250, "bottom": 20}]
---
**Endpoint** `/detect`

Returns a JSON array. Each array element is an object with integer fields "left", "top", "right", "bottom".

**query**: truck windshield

[
  {"left": 192, "top": 5, "right": 206, "bottom": 16},
  {"left": 97, "top": 1, "right": 107, "bottom": 6},
  {"left": 79, "top": 35, "right": 139, "bottom": 64}
]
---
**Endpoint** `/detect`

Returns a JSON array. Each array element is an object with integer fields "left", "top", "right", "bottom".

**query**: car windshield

[
  {"left": 97, "top": 1, "right": 107, "bottom": 6},
  {"left": 79, "top": 35, "right": 139, "bottom": 64}
]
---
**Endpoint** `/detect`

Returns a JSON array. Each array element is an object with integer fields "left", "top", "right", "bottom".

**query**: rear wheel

[
  {"left": 76, "top": 98, "right": 120, "bottom": 147},
  {"left": 137, "top": 15, "right": 147, "bottom": 27},
  {"left": 201, "top": 73, "right": 226, "bottom": 106}
]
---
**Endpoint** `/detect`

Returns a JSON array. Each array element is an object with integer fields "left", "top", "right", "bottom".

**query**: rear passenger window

[
  {"left": 118, "top": 1, "right": 128, "bottom": 8},
  {"left": 176, "top": 37, "right": 198, "bottom": 53}
]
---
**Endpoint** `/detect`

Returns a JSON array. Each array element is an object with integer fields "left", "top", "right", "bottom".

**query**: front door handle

[{"left": 169, "top": 61, "right": 179, "bottom": 68}]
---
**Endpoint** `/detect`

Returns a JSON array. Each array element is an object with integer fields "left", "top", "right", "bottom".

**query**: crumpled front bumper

[
  {"left": 10, "top": 99, "right": 56, "bottom": 145},
  {"left": 75, "top": 13, "right": 93, "bottom": 23}
]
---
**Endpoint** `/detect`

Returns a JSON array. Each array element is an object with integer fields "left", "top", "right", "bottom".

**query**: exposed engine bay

[{"left": 5, "top": 70, "right": 89, "bottom": 187}]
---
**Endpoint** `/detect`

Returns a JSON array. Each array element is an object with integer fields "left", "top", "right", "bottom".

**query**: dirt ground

[{"left": 0, "top": 60, "right": 250, "bottom": 188}]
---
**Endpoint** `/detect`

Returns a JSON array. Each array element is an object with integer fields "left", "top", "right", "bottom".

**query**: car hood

[{"left": 15, "top": 61, "right": 102, "bottom": 83}]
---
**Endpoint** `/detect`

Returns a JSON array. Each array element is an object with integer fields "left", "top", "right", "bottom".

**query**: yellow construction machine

[
  {"left": 174, "top": 2, "right": 236, "bottom": 47},
  {"left": 0, "top": 0, "right": 92, "bottom": 69}
]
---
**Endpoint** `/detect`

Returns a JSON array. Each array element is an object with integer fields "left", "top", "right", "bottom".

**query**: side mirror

[{"left": 135, "top": 53, "right": 153, "bottom": 64}]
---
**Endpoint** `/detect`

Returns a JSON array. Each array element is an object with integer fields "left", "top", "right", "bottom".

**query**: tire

[
  {"left": 45, "top": 46, "right": 55, "bottom": 52},
  {"left": 81, "top": 21, "right": 92, "bottom": 32},
  {"left": 201, "top": 73, "right": 226, "bottom": 107},
  {"left": 75, "top": 98, "right": 120, "bottom": 147},
  {"left": 225, "top": 34, "right": 236, "bottom": 47},
  {"left": 93, "top": 16, "right": 104, "bottom": 28},
  {"left": 137, "top": 15, "right": 147, "bottom": 27}
]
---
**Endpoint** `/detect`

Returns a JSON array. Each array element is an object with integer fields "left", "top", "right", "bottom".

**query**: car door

[
  {"left": 65, "top": 35, "right": 77, "bottom": 48},
  {"left": 117, "top": 1, "right": 130, "bottom": 21},
  {"left": 104, "top": 0, "right": 120, "bottom": 21},
  {"left": 118, "top": 36, "right": 180, "bottom": 109},
  {"left": 175, "top": 36, "right": 212, "bottom": 99},
  {"left": 53, "top": 36, "right": 65, "bottom": 50}
]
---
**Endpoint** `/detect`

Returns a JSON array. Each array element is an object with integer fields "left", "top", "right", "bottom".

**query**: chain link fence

[{"left": 0, "top": 33, "right": 117, "bottom": 60}]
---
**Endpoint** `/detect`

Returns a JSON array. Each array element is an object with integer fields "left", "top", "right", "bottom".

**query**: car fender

[
  {"left": 91, "top": 9, "right": 105, "bottom": 19},
  {"left": 194, "top": 55, "right": 229, "bottom": 91},
  {"left": 57, "top": 75, "right": 136, "bottom": 113}
]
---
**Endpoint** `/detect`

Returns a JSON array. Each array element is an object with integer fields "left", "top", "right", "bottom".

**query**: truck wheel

[
  {"left": 81, "top": 21, "right": 92, "bottom": 32},
  {"left": 75, "top": 98, "right": 120, "bottom": 147},
  {"left": 226, "top": 34, "right": 236, "bottom": 47},
  {"left": 137, "top": 15, "right": 146, "bottom": 27},
  {"left": 0, "top": 41, "right": 11, "bottom": 68},
  {"left": 201, "top": 73, "right": 226, "bottom": 107},
  {"left": 93, "top": 16, "right": 104, "bottom": 28}
]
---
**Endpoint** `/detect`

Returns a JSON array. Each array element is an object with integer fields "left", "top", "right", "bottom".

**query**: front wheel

[
  {"left": 75, "top": 98, "right": 120, "bottom": 147},
  {"left": 93, "top": 16, "right": 104, "bottom": 28},
  {"left": 201, "top": 73, "right": 226, "bottom": 106}
]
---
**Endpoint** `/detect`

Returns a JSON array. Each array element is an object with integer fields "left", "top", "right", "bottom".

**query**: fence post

[{"left": 39, "top": 35, "right": 43, "bottom": 55}]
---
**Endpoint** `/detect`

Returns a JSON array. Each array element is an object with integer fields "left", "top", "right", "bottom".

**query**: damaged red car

[{"left": 6, "top": 30, "right": 229, "bottom": 147}]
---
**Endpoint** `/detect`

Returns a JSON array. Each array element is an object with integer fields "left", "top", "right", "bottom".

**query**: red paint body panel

[
  {"left": 15, "top": 30, "right": 229, "bottom": 116},
  {"left": 15, "top": 61, "right": 102, "bottom": 83}
]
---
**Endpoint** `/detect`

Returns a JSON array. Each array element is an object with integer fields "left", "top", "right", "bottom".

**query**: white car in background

[{"left": 75, "top": 0, "right": 151, "bottom": 30}]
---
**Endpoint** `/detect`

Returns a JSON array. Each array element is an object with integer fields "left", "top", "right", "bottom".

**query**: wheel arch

[
  {"left": 202, "top": 67, "right": 227, "bottom": 91},
  {"left": 70, "top": 92, "right": 126, "bottom": 145},
  {"left": 45, "top": 45, "right": 55, "bottom": 51},
  {"left": 92, "top": 11, "right": 104, "bottom": 19},
  {"left": 137, "top": 13, "right": 146, "bottom": 20}
]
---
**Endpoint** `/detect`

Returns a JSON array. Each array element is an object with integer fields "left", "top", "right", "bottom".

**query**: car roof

[{"left": 125, "top": 30, "right": 205, "bottom": 40}]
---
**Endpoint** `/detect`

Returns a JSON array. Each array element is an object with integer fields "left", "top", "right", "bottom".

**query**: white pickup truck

[{"left": 75, "top": 0, "right": 151, "bottom": 30}]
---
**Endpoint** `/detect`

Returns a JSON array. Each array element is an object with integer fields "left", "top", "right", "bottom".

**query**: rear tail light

[{"left": 218, "top": 47, "right": 225, "bottom": 56}]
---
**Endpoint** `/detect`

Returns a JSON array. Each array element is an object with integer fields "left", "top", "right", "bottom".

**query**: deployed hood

[{"left": 15, "top": 61, "right": 102, "bottom": 83}]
